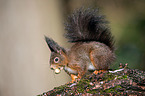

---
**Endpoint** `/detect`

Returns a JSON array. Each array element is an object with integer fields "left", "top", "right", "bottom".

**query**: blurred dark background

[
  {"left": 60, "top": 0, "right": 145, "bottom": 70},
  {"left": 0, "top": 0, "right": 145, "bottom": 96}
]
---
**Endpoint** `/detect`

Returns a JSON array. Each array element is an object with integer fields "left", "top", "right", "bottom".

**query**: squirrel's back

[{"left": 65, "top": 8, "right": 115, "bottom": 51}]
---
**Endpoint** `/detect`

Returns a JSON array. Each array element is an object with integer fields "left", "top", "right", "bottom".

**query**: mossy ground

[{"left": 38, "top": 66, "right": 145, "bottom": 96}]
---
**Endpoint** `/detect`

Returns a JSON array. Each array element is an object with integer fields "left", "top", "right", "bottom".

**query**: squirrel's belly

[
  {"left": 64, "top": 66, "right": 77, "bottom": 74},
  {"left": 87, "top": 63, "right": 96, "bottom": 71}
]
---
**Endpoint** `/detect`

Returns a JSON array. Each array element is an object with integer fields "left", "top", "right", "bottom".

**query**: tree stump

[{"left": 38, "top": 64, "right": 145, "bottom": 96}]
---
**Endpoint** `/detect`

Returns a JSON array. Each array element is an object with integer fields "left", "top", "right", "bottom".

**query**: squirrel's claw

[
  {"left": 93, "top": 70, "right": 107, "bottom": 75},
  {"left": 70, "top": 74, "right": 78, "bottom": 83}
]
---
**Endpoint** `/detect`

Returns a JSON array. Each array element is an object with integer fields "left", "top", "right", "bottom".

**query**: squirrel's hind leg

[{"left": 89, "top": 50, "right": 108, "bottom": 75}]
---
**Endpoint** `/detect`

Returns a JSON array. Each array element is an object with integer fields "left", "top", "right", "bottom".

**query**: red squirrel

[{"left": 45, "top": 8, "right": 116, "bottom": 82}]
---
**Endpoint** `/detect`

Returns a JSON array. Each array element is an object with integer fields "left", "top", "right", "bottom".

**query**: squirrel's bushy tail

[{"left": 65, "top": 8, "right": 115, "bottom": 51}]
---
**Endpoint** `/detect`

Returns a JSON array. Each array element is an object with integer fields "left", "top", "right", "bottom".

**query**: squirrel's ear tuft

[{"left": 45, "top": 36, "right": 66, "bottom": 53}]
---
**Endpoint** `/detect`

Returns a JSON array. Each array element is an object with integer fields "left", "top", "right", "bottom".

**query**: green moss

[
  {"left": 105, "top": 88, "right": 116, "bottom": 93},
  {"left": 102, "top": 73, "right": 116, "bottom": 81},
  {"left": 53, "top": 84, "right": 71, "bottom": 94},
  {"left": 74, "top": 79, "right": 94, "bottom": 93},
  {"left": 76, "top": 87, "right": 85, "bottom": 93},
  {"left": 87, "top": 89, "right": 99, "bottom": 94},
  {"left": 73, "top": 71, "right": 126, "bottom": 94},
  {"left": 116, "top": 75, "right": 128, "bottom": 80},
  {"left": 104, "top": 85, "right": 122, "bottom": 93},
  {"left": 54, "top": 84, "right": 69, "bottom": 90},
  {"left": 122, "top": 75, "right": 128, "bottom": 79}
]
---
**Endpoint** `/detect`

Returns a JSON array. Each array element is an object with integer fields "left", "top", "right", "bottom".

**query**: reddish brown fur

[
  {"left": 65, "top": 42, "right": 115, "bottom": 78},
  {"left": 45, "top": 8, "right": 116, "bottom": 82}
]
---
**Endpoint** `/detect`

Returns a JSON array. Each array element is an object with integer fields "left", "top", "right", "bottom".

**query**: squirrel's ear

[{"left": 45, "top": 36, "right": 65, "bottom": 53}]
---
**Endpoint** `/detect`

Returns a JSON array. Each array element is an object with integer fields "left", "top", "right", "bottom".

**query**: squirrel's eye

[{"left": 54, "top": 57, "right": 59, "bottom": 63}]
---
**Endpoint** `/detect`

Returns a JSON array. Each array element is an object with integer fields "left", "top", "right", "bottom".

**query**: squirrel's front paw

[{"left": 70, "top": 74, "right": 78, "bottom": 83}]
